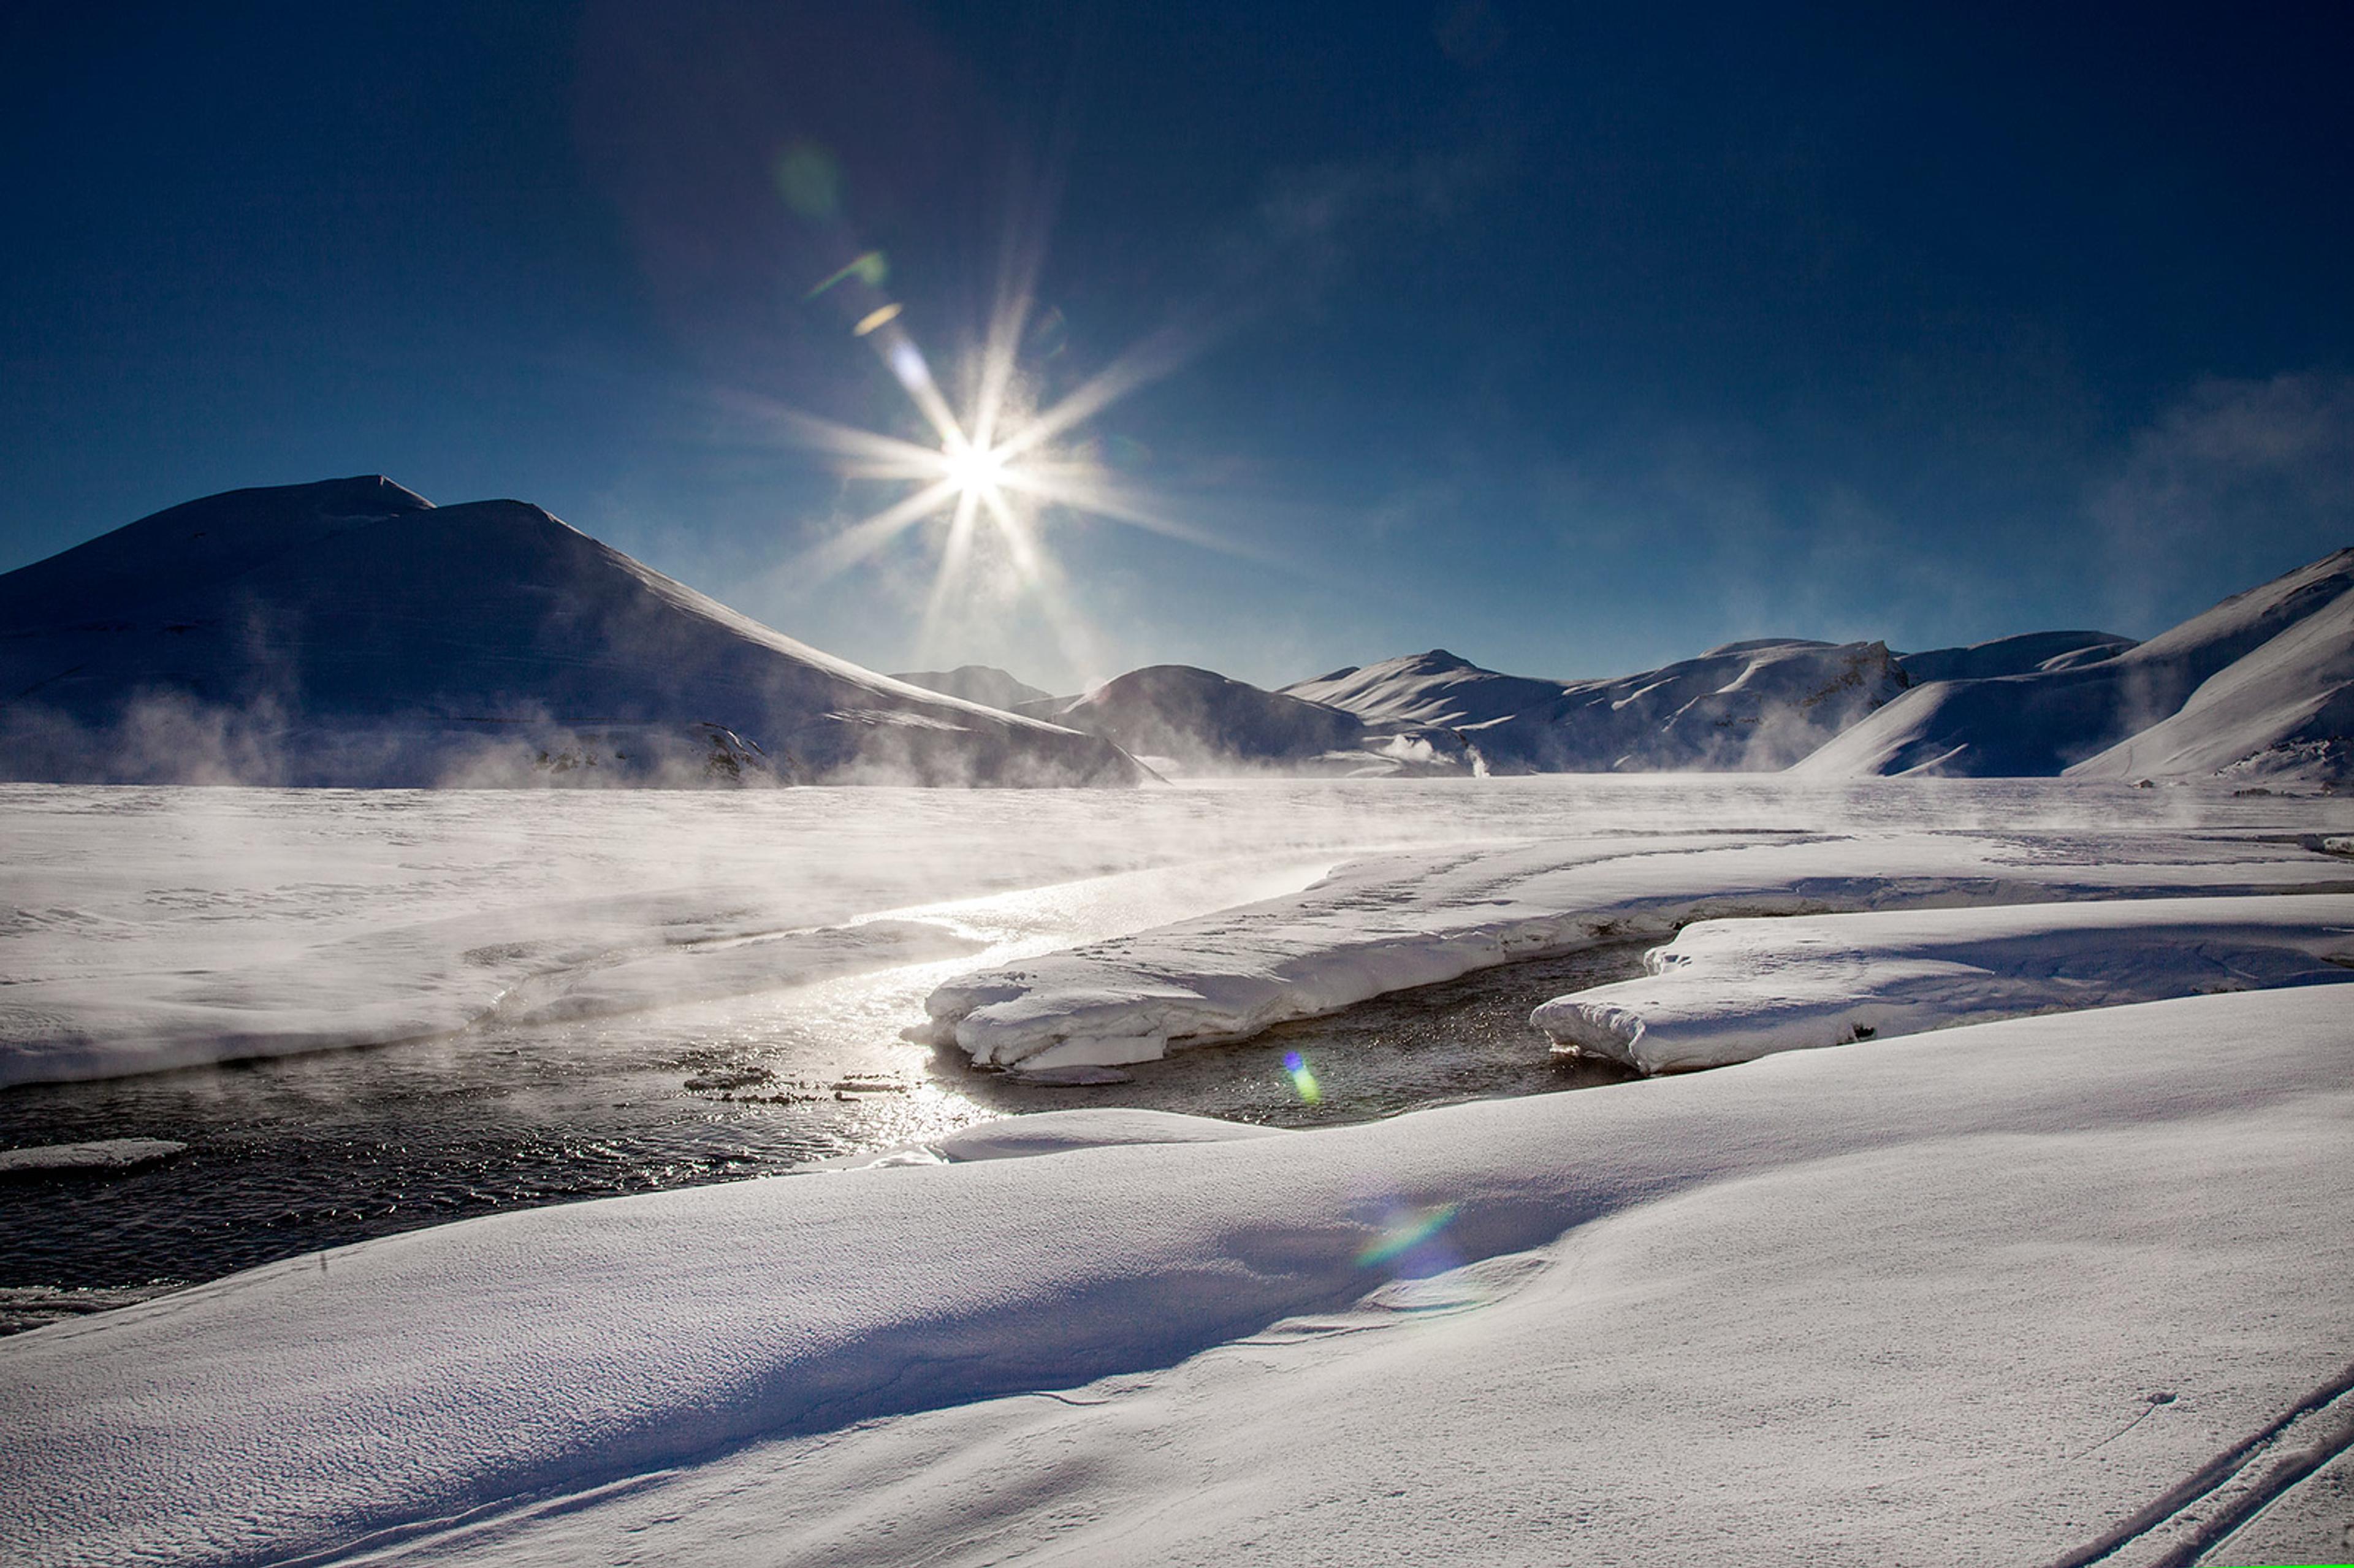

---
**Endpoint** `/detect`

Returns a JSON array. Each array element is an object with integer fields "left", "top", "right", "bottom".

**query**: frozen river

[{"left": 4, "top": 777, "right": 2344, "bottom": 1331}]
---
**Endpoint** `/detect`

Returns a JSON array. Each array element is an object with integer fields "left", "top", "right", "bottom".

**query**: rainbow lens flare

[
  {"left": 1281, "top": 1051, "right": 1322, "bottom": 1105},
  {"left": 1355, "top": 1203, "right": 1461, "bottom": 1269}
]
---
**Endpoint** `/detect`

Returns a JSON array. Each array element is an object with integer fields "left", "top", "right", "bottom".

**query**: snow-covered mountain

[
  {"left": 1893, "top": 630, "right": 2136, "bottom": 683},
  {"left": 1798, "top": 547, "right": 2354, "bottom": 781},
  {"left": 1282, "top": 650, "right": 1567, "bottom": 730},
  {"left": 1471, "top": 639, "right": 1910, "bottom": 772},
  {"left": 1287, "top": 640, "right": 1909, "bottom": 774},
  {"left": 1020, "top": 665, "right": 1374, "bottom": 775},
  {"left": 889, "top": 665, "right": 1051, "bottom": 712},
  {"left": 0, "top": 478, "right": 1145, "bottom": 788}
]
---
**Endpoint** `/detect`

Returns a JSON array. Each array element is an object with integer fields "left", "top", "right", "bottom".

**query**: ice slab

[
  {"left": 1533, "top": 893, "right": 2354, "bottom": 1072},
  {"left": 0, "top": 1138, "right": 185, "bottom": 1175},
  {"left": 916, "top": 831, "right": 2354, "bottom": 1068}
]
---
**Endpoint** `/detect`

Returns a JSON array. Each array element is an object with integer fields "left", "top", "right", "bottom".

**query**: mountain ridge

[{"left": 0, "top": 479, "right": 1145, "bottom": 788}]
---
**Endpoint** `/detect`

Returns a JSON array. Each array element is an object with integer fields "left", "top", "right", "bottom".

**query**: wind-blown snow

[
  {"left": 2067, "top": 574, "right": 2354, "bottom": 784},
  {"left": 1531, "top": 894, "right": 2354, "bottom": 1072},
  {"left": 4, "top": 986, "right": 2347, "bottom": 1567},
  {"left": 7, "top": 781, "right": 2354, "bottom": 1564},
  {"left": 913, "top": 830, "right": 2354, "bottom": 1068}
]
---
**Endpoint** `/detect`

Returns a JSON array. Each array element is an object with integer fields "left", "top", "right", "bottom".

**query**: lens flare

[
  {"left": 758, "top": 210, "right": 1268, "bottom": 674},
  {"left": 1282, "top": 1049, "right": 1322, "bottom": 1105},
  {"left": 1355, "top": 1203, "right": 1460, "bottom": 1269}
]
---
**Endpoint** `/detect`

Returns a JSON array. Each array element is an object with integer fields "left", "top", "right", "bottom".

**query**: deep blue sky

[{"left": 4, "top": 1, "right": 2350, "bottom": 690}]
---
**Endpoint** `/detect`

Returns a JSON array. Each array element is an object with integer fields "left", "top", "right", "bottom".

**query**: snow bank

[
  {"left": 4, "top": 986, "right": 2348, "bottom": 1567},
  {"left": 913, "top": 831, "right": 2354, "bottom": 1068},
  {"left": 1532, "top": 894, "right": 2354, "bottom": 1072}
]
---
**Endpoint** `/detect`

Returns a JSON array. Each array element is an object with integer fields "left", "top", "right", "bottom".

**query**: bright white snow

[
  {"left": 2, "top": 987, "right": 2347, "bottom": 1567},
  {"left": 1531, "top": 894, "right": 2354, "bottom": 1072},
  {"left": 6, "top": 778, "right": 2354, "bottom": 1566}
]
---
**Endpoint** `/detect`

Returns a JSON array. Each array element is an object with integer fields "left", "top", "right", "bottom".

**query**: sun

[
  {"left": 763, "top": 223, "right": 1261, "bottom": 674},
  {"left": 939, "top": 441, "right": 1008, "bottom": 501}
]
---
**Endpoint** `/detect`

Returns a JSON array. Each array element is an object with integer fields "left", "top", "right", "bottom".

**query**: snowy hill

[
  {"left": 1281, "top": 649, "right": 1568, "bottom": 729},
  {"left": 889, "top": 665, "right": 1051, "bottom": 712},
  {"left": 1894, "top": 629, "right": 2135, "bottom": 683},
  {"left": 1021, "top": 665, "right": 1371, "bottom": 775},
  {"left": 1282, "top": 641, "right": 1908, "bottom": 774},
  {"left": 1799, "top": 547, "right": 2354, "bottom": 781},
  {"left": 0, "top": 478, "right": 1145, "bottom": 788},
  {"left": 1474, "top": 639, "right": 1910, "bottom": 773}
]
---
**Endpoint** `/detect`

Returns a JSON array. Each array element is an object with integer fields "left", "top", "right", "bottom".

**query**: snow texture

[
  {"left": 0, "top": 478, "right": 1143, "bottom": 788},
  {"left": 3, "top": 986, "right": 2348, "bottom": 1567},
  {"left": 1802, "top": 546, "right": 2354, "bottom": 781},
  {"left": 913, "top": 829, "right": 2354, "bottom": 1068},
  {"left": 1531, "top": 894, "right": 2354, "bottom": 1072}
]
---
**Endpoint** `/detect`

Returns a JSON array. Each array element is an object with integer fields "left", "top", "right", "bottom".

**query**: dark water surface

[{"left": 0, "top": 942, "right": 1646, "bottom": 1333}]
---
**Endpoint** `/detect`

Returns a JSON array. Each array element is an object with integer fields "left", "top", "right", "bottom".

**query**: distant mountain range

[
  {"left": 956, "top": 555, "right": 2350, "bottom": 785},
  {"left": 2, "top": 478, "right": 2344, "bottom": 786}
]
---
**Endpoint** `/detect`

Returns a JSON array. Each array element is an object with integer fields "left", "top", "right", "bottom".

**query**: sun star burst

[{"left": 766, "top": 231, "right": 1256, "bottom": 675}]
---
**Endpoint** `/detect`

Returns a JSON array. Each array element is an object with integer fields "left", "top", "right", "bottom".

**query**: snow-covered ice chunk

[
  {"left": 0, "top": 1138, "right": 185, "bottom": 1175},
  {"left": 1531, "top": 894, "right": 2354, "bottom": 1073},
  {"left": 914, "top": 831, "right": 2354, "bottom": 1068}
]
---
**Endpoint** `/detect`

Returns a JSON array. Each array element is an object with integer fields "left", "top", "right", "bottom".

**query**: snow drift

[{"left": 0, "top": 478, "right": 1145, "bottom": 788}]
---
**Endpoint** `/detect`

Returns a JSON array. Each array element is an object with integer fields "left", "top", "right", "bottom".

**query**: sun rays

[{"left": 771, "top": 229, "right": 1253, "bottom": 676}]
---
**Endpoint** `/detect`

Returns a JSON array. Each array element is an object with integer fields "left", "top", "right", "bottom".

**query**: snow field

[{"left": 3, "top": 986, "right": 2348, "bottom": 1567}]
